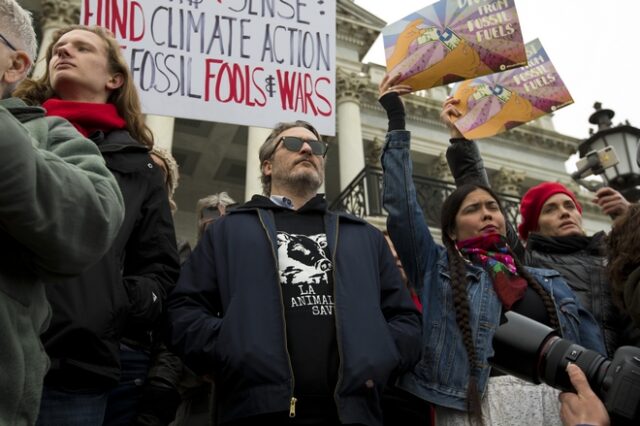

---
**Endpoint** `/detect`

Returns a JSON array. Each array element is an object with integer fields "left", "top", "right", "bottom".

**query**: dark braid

[
  {"left": 439, "top": 183, "right": 522, "bottom": 424},
  {"left": 513, "top": 258, "right": 560, "bottom": 329},
  {"left": 444, "top": 238, "right": 483, "bottom": 423}
]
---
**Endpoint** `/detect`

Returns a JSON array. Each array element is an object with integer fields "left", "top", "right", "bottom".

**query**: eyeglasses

[
  {"left": 274, "top": 136, "right": 328, "bottom": 157},
  {"left": 0, "top": 33, "right": 17, "bottom": 52}
]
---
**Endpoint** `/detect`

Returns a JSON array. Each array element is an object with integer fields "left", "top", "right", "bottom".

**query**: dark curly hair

[{"left": 607, "top": 204, "right": 640, "bottom": 312}]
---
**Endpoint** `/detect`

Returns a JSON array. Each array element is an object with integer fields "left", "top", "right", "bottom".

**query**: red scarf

[
  {"left": 42, "top": 98, "right": 127, "bottom": 137},
  {"left": 456, "top": 233, "right": 527, "bottom": 309}
]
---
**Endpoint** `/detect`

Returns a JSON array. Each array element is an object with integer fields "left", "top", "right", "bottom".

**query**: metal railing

[{"left": 330, "top": 166, "right": 521, "bottom": 230}]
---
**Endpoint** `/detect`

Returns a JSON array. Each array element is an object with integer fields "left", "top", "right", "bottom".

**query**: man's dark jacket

[{"left": 166, "top": 195, "right": 422, "bottom": 426}]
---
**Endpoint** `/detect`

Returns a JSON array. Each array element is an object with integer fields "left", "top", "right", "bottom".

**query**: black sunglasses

[
  {"left": 274, "top": 136, "right": 328, "bottom": 157},
  {"left": 0, "top": 33, "right": 17, "bottom": 52}
]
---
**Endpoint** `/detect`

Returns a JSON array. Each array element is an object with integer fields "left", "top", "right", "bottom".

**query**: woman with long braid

[{"left": 379, "top": 73, "right": 606, "bottom": 425}]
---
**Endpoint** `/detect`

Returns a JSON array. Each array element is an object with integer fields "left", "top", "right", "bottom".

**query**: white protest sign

[{"left": 81, "top": 0, "right": 336, "bottom": 135}]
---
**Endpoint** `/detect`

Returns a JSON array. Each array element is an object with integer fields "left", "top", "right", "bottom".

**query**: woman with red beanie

[
  {"left": 517, "top": 182, "right": 584, "bottom": 241},
  {"left": 15, "top": 25, "right": 180, "bottom": 425},
  {"left": 441, "top": 96, "right": 631, "bottom": 358}
]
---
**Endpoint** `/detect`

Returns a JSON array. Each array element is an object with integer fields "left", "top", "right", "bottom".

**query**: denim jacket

[{"left": 381, "top": 130, "right": 606, "bottom": 411}]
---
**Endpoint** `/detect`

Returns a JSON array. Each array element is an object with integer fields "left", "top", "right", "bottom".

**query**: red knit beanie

[{"left": 518, "top": 182, "right": 582, "bottom": 241}]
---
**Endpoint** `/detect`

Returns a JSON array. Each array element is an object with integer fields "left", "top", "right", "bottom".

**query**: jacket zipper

[
  {"left": 289, "top": 396, "right": 298, "bottom": 417},
  {"left": 257, "top": 209, "right": 297, "bottom": 417},
  {"left": 329, "top": 216, "right": 343, "bottom": 422}
]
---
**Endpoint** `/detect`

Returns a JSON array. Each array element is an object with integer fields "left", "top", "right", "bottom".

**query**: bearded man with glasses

[{"left": 166, "top": 120, "right": 422, "bottom": 426}]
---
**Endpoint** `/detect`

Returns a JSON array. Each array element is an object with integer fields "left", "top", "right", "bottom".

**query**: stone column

[
  {"left": 336, "top": 68, "right": 368, "bottom": 190},
  {"left": 32, "top": 0, "right": 81, "bottom": 79},
  {"left": 430, "top": 152, "right": 454, "bottom": 182},
  {"left": 493, "top": 168, "right": 526, "bottom": 231},
  {"left": 145, "top": 115, "right": 175, "bottom": 151},
  {"left": 245, "top": 126, "right": 271, "bottom": 201},
  {"left": 492, "top": 168, "right": 525, "bottom": 196},
  {"left": 364, "top": 136, "right": 384, "bottom": 168}
]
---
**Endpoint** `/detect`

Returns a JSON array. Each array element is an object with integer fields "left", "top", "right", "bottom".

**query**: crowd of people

[{"left": 2, "top": 0, "right": 639, "bottom": 425}]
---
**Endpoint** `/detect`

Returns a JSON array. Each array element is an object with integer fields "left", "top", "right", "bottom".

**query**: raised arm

[
  {"left": 593, "top": 186, "right": 630, "bottom": 219},
  {"left": 379, "top": 73, "right": 441, "bottom": 293},
  {"left": 441, "top": 97, "right": 491, "bottom": 187},
  {"left": 441, "top": 97, "right": 525, "bottom": 260}
]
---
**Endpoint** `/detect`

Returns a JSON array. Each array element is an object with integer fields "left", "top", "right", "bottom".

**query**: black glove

[{"left": 378, "top": 92, "right": 406, "bottom": 132}]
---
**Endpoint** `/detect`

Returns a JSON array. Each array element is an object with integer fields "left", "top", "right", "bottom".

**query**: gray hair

[
  {"left": 258, "top": 120, "right": 321, "bottom": 196},
  {"left": 0, "top": 0, "right": 37, "bottom": 62},
  {"left": 196, "top": 192, "right": 237, "bottom": 238}
]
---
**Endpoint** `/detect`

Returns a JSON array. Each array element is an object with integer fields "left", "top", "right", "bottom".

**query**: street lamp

[{"left": 576, "top": 102, "right": 640, "bottom": 202}]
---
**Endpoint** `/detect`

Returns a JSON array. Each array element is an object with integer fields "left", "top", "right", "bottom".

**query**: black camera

[{"left": 490, "top": 311, "right": 640, "bottom": 425}]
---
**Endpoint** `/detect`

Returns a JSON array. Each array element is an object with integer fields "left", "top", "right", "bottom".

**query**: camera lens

[
  {"left": 490, "top": 311, "right": 609, "bottom": 397},
  {"left": 490, "top": 311, "right": 558, "bottom": 383},
  {"left": 541, "top": 337, "right": 609, "bottom": 396},
  {"left": 491, "top": 312, "right": 640, "bottom": 424}
]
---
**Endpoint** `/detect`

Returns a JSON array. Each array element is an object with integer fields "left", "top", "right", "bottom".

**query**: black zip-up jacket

[
  {"left": 525, "top": 232, "right": 624, "bottom": 355},
  {"left": 166, "top": 195, "right": 422, "bottom": 426},
  {"left": 42, "top": 129, "right": 180, "bottom": 388}
]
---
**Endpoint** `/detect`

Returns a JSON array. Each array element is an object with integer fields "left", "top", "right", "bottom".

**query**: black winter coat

[
  {"left": 42, "top": 130, "right": 180, "bottom": 388},
  {"left": 525, "top": 233, "right": 624, "bottom": 356},
  {"left": 165, "top": 196, "right": 422, "bottom": 426}
]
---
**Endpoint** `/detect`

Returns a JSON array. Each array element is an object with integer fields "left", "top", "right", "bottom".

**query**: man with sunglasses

[
  {"left": 0, "top": 1, "right": 124, "bottom": 423},
  {"left": 167, "top": 120, "right": 422, "bottom": 425}
]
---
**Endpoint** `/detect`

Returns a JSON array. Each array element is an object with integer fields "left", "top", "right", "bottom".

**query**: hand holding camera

[
  {"left": 559, "top": 363, "right": 610, "bottom": 426},
  {"left": 490, "top": 311, "right": 640, "bottom": 425}
]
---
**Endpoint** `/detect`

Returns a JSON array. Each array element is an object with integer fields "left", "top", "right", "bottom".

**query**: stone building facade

[{"left": 19, "top": 0, "right": 611, "bottom": 245}]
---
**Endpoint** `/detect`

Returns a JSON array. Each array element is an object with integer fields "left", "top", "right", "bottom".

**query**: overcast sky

[{"left": 354, "top": 0, "right": 638, "bottom": 143}]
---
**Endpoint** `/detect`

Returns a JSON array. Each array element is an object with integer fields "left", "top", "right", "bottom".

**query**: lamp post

[{"left": 577, "top": 102, "right": 640, "bottom": 202}]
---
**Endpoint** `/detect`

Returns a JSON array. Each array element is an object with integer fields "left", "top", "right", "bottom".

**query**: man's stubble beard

[{"left": 273, "top": 163, "right": 324, "bottom": 196}]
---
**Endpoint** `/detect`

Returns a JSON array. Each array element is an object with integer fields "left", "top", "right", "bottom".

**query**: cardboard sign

[
  {"left": 382, "top": 0, "right": 526, "bottom": 91},
  {"left": 452, "top": 38, "right": 574, "bottom": 139},
  {"left": 81, "top": 0, "right": 336, "bottom": 135}
]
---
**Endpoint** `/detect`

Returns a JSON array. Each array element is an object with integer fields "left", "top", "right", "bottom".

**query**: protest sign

[
  {"left": 81, "top": 0, "right": 336, "bottom": 135},
  {"left": 382, "top": 0, "right": 526, "bottom": 91},
  {"left": 452, "top": 38, "right": 573, "bottom": 140}
]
